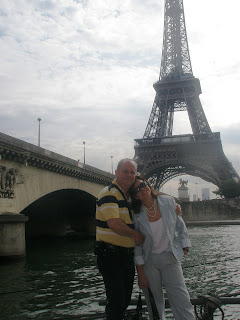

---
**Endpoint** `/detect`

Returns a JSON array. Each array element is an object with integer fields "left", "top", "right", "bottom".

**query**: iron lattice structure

[{"left": 134, "top": 0, "right": 239, "bottom": 189}]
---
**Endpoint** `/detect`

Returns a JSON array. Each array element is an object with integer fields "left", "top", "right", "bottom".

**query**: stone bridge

[{"left": 0, "top": 132, "right": 113, "bottom": 257}]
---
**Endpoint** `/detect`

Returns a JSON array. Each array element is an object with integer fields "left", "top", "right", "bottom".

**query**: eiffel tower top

[
  {"left": 143, "top": 0, "right": 212, "bottom": 138},
  {"left": 160, "top": 0, "right": 193, "bottom": 81}
]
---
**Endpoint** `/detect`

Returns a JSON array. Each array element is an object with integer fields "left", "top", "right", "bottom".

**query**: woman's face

[{"left": 133, "top": 179, "right": 151, "bottom": 201}]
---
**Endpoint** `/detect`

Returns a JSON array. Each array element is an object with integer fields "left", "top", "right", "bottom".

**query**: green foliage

[{"left": 213, "top": 179, "right": 240, "bottom": 198}]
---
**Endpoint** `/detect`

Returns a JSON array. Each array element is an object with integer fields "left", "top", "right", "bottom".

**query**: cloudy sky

[{"left": 1, "top": 0, "right": 240, "bottom": 199}]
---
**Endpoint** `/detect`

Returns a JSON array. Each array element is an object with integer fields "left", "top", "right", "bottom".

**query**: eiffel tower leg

[
  {"left": 144, "top": 95, "right": 175, "bottom": 138},
  {"left": 186, "top": 96, "right": 211, "bottom": 135}
]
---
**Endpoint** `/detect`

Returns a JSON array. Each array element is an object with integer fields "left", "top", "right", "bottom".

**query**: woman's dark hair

[{"left": 129, "top": 175, "right": 161, "bottom": 213}]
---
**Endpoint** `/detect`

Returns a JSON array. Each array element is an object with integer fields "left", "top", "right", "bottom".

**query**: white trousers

[{"left": 142, "top": 251, "right": 195, "bottom": 320}]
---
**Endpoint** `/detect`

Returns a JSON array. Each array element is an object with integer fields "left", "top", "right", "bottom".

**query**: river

[{"left": 0, "top": 225, "right": 239, "bottom": 319}]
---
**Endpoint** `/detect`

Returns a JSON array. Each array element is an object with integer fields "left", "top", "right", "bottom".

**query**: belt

[
  {"left": 104, "top": 242, "right": 134, "bottom": 255},
  {"left": 94, "top": 241, "right": 134, "bottom": 256}
]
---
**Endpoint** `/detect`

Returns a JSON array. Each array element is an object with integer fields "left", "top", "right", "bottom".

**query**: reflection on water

[
  {"left": 0, "top": 226, "right": 240, "bottom": 319},
  {"left": 182, "top": 225, "right": 240, "bottom": 319}
]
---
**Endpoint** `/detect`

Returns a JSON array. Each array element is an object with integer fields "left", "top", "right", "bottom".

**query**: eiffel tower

[{"left": 134, "top": 0, "right": 239, "bottom": 189}]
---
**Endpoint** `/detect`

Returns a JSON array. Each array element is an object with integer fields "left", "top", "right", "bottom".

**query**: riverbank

[
  {"left": 180, "top": 198, "right": 240, "bottom": 223},
  {"left": 186, "top": 220, "right": 240, "bottom": 226}
]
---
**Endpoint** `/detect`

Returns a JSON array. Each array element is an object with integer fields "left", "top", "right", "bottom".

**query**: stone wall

[{"left": 180, "top": 198, "right": 240, "bottom": 221}]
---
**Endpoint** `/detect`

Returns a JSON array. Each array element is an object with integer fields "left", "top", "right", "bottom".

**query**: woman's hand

[
  {"left": 136, "top": 264, "right": 149, "bottom": 289},
  {"left": 138, "top": 273, "right": 149, "bottom": 289}
]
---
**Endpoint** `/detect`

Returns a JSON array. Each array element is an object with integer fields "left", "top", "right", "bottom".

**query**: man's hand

[
  {"left": 133, "top": 230, "right": 144, "bottom": 246},
  {"left": 107, "top": 218, "right": 144, "bottom": 245}
]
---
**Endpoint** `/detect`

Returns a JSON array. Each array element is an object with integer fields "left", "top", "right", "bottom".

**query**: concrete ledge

[
  {"left": 0, "top": 212, "right": 28, "bottom": 223},
  {"left": 186, "top": 220, "right": 240, "bottom": 226}
]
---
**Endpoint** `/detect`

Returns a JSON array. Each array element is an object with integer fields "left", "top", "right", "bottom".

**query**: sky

[{"left": 1, "top": 0, "right": 240, "bottom": 199}]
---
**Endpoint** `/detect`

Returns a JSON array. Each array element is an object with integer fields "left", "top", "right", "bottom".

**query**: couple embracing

[{"left": 95, "top": 158, "right": 195, "bottom": 320}]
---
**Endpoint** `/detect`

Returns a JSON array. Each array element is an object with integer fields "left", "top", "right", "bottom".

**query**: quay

[{"left": 186, "top": 220, "right": 240, "bottom": 226}]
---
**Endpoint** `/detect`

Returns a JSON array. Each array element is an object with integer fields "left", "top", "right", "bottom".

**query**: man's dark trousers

[{"left": 97, "top": 252, "right": 135, "bottom": 320}]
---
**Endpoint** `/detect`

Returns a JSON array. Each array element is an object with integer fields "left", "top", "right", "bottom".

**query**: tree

[{"left": 213, "top": 180, "right": 240, "bottom": 198}]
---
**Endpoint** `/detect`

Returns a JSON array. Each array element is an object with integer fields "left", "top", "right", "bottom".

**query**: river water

[{"left": 0, "top": 225, "right": 240, "bottom": 320}]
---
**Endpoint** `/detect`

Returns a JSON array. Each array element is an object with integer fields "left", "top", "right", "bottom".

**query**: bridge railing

[{"left": 0, "top": 131, "right": 114, "bottom": 186}]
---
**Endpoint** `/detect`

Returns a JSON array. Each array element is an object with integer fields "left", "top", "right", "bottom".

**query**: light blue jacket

[{"left": 133, "top": 195, "right": 191, "bottom": 265}]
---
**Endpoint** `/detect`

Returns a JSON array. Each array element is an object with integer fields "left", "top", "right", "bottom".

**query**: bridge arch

[
  {"left": 144, "top": 161, "right": 219, "bottom": 189},
  {"left": 21, "top": 188, "right": 96, "bottom": 239}
]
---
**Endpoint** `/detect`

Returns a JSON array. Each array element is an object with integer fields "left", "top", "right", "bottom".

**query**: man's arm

[{"left": 107, "top": 218, "right": 144, "bottom": 245}]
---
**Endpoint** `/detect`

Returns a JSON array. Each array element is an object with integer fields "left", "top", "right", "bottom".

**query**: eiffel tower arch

[{"left": 134, "top": 0, "right": 239, "bottom": 190}]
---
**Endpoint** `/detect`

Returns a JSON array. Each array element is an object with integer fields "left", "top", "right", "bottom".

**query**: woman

[{"left": 130, "top": 176, "right": 195, "bottom": 320}]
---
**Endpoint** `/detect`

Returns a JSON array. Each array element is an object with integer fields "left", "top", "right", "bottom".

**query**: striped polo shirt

[{"left": 96, "top": 179, "right": 135, "bottom": 248}]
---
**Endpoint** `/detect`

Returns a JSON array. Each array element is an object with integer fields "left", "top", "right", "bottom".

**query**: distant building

[
  {"left": 202, "top": 188, "right": 210, "bottom": 200},
  {"left": 193, "top": 194, "right": 197, "bottom": 201}
]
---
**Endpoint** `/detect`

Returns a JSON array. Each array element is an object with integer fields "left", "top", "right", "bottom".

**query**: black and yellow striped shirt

[{"left": 96, "top": 179, "right": 135, "bottom": 248}]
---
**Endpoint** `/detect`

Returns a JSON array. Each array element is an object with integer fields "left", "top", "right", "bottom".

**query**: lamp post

[
  {"left": 195, "top": 183, "right": 198, "bottom": 200},
  {"left": 111, "top": 156, "right": 113, "bottom": 174},
  {"left": 37, "top": 118, "right": 41, "bottom": 147},
  {"left": 83, "top": 141, "right": 86, "bottom": 164}
]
